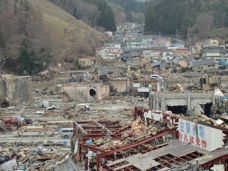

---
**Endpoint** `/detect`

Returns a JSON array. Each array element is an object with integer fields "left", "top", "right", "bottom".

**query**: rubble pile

[
  {"left": 81, "top": 117, "right": 173, "bottom": 153},
  {"left": 0, "top": 144, "right": 72, "bottom": 171}
]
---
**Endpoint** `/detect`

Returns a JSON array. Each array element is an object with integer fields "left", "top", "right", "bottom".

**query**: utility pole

[{"left": 176, "top": 29, "right": 179, "bottom": 40}]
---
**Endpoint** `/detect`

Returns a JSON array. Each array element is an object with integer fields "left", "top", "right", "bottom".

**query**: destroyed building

[
  {"left": 0, "top": 75, "right": 32, "bottom": 106},
  {"left": 63, "top": 83, "right": 110, "bottom": 102},
  {"left": 70, "top": 107, "right": 228, "bottom": 171},
  {"left": 149, "top": 91, "right": 215, "bottom": 116},
  {"left": 109, "top": 78, "right": 131, "bottom": 94}
]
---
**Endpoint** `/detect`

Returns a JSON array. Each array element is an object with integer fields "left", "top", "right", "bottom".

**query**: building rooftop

[{"left": 189, "top": 58, "right": 216, "bottom": 67}]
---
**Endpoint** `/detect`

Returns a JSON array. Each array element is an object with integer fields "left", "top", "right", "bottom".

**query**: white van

[{"left": 60, "top": 128, "right": 73, "bottom": 139}]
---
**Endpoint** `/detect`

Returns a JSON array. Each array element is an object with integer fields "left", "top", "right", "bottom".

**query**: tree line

[{"left": 144, "top": 0, "right": 228, "bottom": 39}]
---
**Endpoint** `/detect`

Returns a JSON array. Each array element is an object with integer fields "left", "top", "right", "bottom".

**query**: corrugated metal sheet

[{"left": 107, "top": 140, "right": 228, "bottom": 170}]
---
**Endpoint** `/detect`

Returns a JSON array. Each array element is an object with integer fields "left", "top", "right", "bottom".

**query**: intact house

[
  {"left": 124, "top": 39, "right": 144, "bottom": 51},
  {"left": 201, "top": 46, "right": 227, "bottom": 63},
  {"left": 188, "top": 58, "right": 217, "bottom": 72},
  {"left": 148, "top": 42, "right": 167, "bottom": 49},
  {"left": 136, "top": 35, "right": 154, "bottom": 44},
  {"left": 195, "top": 39, "right": 219, "bottom": 54},
  {"left": 95, "top": 47, "right": 122, "bottom": 60},
  {"left": 142, "top": 49, "right": 161, "bottom": 62},
  {"left": 174, "top": 48, "right": 191, "bottom": 57},
  {"left": 122, "top": 35, "right": 137, "bottom": 41},
  {"left": 153, "top": 37, "right": 171, "bottom": 47},
  {"left": 104, "top": 42, "right": 123, "bottom": 51},
  {"left": 79, "top": 57, "right": 96, "bottom": 67}
]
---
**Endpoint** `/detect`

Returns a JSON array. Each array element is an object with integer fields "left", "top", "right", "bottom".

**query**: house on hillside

[
  {"left": 79, "top": 57, "right": 96, "bottom": 67},
  {"left": 95, "top": 47, "right": 122, "bottom": 60},
  {"left": 113, "top": 31, "right": 123, "bottom": 41},
  {"left": 189, "top": 58, "right": 217, "bottom": 72},
  {"left": 137, "top": 35, "right": 154, "bottom": 43},
  {"left": 153, "top": 37, "right": 171, "bottom": 47},
  {"left": 124, "top": 39, "right": 143, "bottom": 51},
  {"left": 104, "top": 42, "right": 123, "bottom": 52},
  {"left": 174, "top": 48, "right": 191, "bottom": 57}
]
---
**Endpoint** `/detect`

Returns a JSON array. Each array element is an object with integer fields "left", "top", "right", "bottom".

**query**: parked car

[
  {"left": 150, "top": 75, "right": 163, "bottom": 80},
  {"left": 60, "top": 128, "right": 73, "bottom": 139}
]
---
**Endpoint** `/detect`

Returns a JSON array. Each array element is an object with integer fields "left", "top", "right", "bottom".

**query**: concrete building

[
  {"left": 63, "top": 83, "right": 110, "bottom": 102},
  {"left": 0, "top": 75, "right": 32, "bottom": 106},
  {"left": 189, "top": 58, "right": 217, "bottom": 72},
  {"left": 149, "top": 91, "right": 215, "bottom": 116},
  {"left": 109, "top": 78, "right": 131, "bottom": 93}
]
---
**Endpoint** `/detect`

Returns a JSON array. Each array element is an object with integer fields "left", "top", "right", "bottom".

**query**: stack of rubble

[{"left": 0, "top": 143, "right": 74, "bottom": 171}]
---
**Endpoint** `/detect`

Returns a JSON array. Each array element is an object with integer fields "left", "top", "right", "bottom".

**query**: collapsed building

[
  {"left": 0, "top": 75, "right": 32, "bottom": 107},
  {"left": 62, "top": 83, "right": 110, "bottom": 102},
  {"left": 70, "top": 107, "right": 228, "bottom": 171},
  {"left": 149, "top": 91, "right": 215, "bottom": 116}
]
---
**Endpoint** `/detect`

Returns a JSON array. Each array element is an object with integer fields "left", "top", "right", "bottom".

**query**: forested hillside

[
  {"left": 49, "top": 0, "right": 116, "bottom": 32},
  {"left": 108, "top": 0, "right": 159, "bottom": 23},
  {"left": 0, "top": 0, "right": 106, "bottom": 75},
  {"left": 145, "top": 0, "right": 228, "bottom": 39}
]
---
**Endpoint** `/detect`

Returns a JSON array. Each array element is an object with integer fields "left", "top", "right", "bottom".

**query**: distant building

[
  {"left": 174, "top": 48, "right": 191, "bottom": 57},
  {"left": 79, "top": 57, "right": 96, "bottom": 67},
  {"left": 206, "top": 39, "right": 219, "bottom": 47},
  {"left": 189, "top": 58, "right": 217, "bottom": 72},
  {"left": 201, "top": 46, "right": 226, "bottom": 63},
  {"left": 95, "top": 47, "right": 122, "bottom": 60}
]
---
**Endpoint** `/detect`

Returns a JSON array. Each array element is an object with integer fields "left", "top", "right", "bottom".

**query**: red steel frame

[
  {"left": 72, "top": 107, "right": 228, "bottom": 170},
  {"left": 135, "top": 106, "right": 228, "bottom": 170}
]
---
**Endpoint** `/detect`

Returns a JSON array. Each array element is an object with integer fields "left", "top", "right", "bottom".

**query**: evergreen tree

[
  {"left": 97, "top": 1, "right": 116, "bottom": 31},
  {"left": 18, "top": 39, "right": 52, "bottom": 75}
]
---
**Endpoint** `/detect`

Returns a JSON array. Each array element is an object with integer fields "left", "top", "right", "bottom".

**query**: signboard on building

[{"left": 178, "top": 119, "right": 224, "bottom": 151}]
